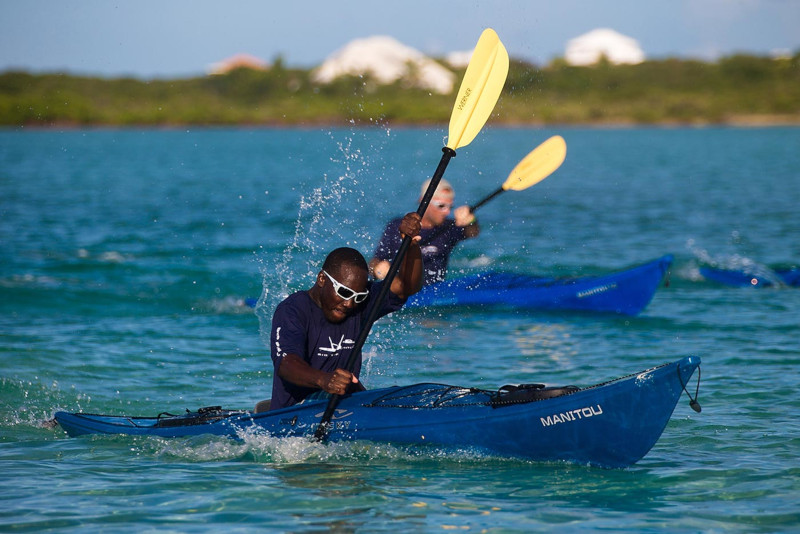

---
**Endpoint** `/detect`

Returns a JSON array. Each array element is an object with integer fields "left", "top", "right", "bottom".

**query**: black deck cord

[{"left": 677, "top": 364, "right": 702, "bottom": 413}]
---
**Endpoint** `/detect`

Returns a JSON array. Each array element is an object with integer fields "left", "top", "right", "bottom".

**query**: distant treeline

[{"left": 2, "top": 53, "right": 799, "bottom": 127}]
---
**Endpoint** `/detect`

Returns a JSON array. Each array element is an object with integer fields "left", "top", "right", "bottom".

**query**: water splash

[
  {"left": 0, "top": 377, "right": 91, "bottom": 430},
  {"left": 686, "top": 238, "right": 786, "bottom": 287},
  {"left": 252, "top": 129, "right": 395, "bottom": 350},
  {"left": 139, "top": 424, "right": 503, "bottom": 466}
]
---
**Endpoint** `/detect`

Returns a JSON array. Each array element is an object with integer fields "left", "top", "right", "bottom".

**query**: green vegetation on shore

[{"left": 2, "top": 53, "right": 799, "bottom": 127}]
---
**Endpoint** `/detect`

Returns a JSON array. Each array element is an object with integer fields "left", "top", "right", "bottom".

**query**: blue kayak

[
  {"left": 700, "top": 265, "right": 800, "bottom": 288},
  {"left": 54, "top": 356, "right": 700, "bottom": 468},
  {"left": 406, "top": 255, "right": 673, "bottom": 315}
]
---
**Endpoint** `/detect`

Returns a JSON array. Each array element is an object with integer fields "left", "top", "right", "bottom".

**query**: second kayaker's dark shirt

[
  {"left": 269, "top": 281, "right": 405, "bottom": 411},
  {"left": 374, "top": 217, "right": 468, "bottom": 285}
]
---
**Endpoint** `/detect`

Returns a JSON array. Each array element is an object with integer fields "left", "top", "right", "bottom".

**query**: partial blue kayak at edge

[{"left": 700, "top": 265, "right": 800, "bottom": 288}]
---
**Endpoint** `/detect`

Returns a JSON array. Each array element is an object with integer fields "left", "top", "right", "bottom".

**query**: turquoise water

[{"left": 2, "top": 126, "right": 799, "bottom": 531}]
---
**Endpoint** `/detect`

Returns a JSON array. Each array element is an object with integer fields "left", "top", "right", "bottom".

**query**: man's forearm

[{"left": 277, "top": 353, "right": 327, "bottom": 389}]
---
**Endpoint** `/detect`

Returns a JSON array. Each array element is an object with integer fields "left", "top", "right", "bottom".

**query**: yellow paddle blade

[
  {"left": 502, "top": 135, "right": 567, "bottom": 191},
  {"left": 446, "top": 28, "right": 509, "bottom": 150}
]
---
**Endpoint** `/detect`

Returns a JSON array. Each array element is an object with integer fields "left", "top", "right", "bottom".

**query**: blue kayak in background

[
  {"left": 406, "top": 255, "right": 673, "bottom": 316},
  {"left": 53, "top": 356, "right": 700, "bottom": 469},
  {"left": 700, "top": 265, "right": 799, "bottom": 288}
]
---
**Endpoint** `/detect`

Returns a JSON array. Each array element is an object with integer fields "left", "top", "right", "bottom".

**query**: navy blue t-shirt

[
  {"left": 374, "top": 217, "right": 467, "bottom": 285},
  {"left": 269, "top": 280, "right": 405, "bottom": 410}
]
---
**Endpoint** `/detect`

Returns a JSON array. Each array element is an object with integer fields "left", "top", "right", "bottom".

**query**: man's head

[
  {"left": 420, "top": 178, "right": 455, "bottom": 227},
  {"left": 314, "top": 247, "right": 369, "bottom": 323}
]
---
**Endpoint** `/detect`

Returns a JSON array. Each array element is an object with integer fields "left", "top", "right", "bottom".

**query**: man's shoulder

[
  {"left": 281, "top": 290, "right": 311, "bottom": 304},
  {"left": 384, "top": 217, "right": 403, "bottom": 231},
  {"left": 375, "top": 218, "right": 404, "bottom": 252},
  {"left": 274, "top": 291, "right": 313, "bottom": 317}
]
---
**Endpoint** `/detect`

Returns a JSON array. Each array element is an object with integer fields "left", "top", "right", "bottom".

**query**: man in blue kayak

[
  {"left": 370, "top": 178, "right": 479, "bottom": 286},
  {"left": 267, "top": 213, "right": 423, "bottom": 411}
]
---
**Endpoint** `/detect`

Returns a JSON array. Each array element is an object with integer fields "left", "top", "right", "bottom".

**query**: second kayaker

[{"left": 370, "top": 178, "right": 479, "bottom": 285}]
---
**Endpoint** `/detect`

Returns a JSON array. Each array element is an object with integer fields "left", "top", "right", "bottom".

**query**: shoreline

[{"left": 4, "top": 114, "right": 800, "bottom": 131}]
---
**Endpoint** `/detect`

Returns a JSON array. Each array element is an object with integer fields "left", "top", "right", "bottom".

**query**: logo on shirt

[
  {"left": 318, "top": 334, "right": 355, "bottom": 356},
  {"left": 421, "top": 245, "right": 439, "bottom": 255}
]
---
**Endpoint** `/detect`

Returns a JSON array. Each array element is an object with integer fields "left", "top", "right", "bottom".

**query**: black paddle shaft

[
  {"left": 469, "top": 185, "right": 504, "bottom": 212},
  {"left": 314, "top": 147, "right": 456, "bottom": 440}
]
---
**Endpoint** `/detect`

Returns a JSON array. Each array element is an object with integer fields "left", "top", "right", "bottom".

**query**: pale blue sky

[{"left": 2, "top": 0, "right": 797, "bottom": 78}]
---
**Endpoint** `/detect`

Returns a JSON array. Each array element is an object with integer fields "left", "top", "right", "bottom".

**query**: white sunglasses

[{"left": 322, "top": 270, "right": 370, "bottom": 303}]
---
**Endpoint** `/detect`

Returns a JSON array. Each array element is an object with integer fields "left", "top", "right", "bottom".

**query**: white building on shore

[
  {"left": 311, "top": 36, "right": 456, "bottom": 94},
  {"left": 565, "top": 29, "right": 645, "bottom": 66}
]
